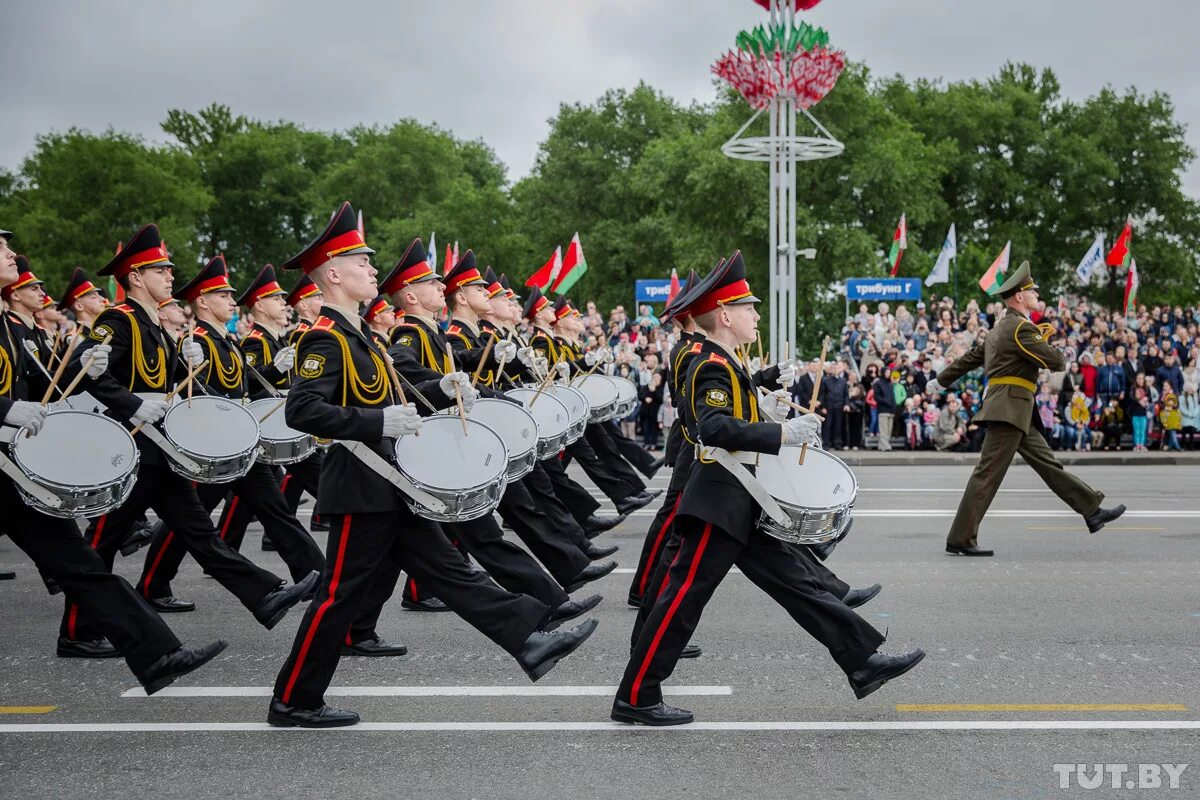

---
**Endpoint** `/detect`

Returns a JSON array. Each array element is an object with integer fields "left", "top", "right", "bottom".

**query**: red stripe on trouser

[
  {"left": 638, "top": 495, "right": 680, "bottom": 595},
  {"left": 88, "top": 515, "right": 108, "bottom": 549},
  {"left": 282, "top": 515, "right": 352, "bottom": 704},
  {"left": 279, "top": 474, "right": 292, "bottom": 492},
  {"left": 218, "top": 496, "right": 239, "bottom": 540},
  {"left": 68, "top": 515, "right": 110, "bottom": 636},
  {"left": 408, "top": 578, "right": 419, "bottom": 601},
  {"left": 66, "top": 604, "right": 79, "bottom": 640},
  {"left": 140, "top": 531, "right": 176, "bottom": 599},
  {"left": 629, "top": 523, "right": 712, "bottom": 706}
]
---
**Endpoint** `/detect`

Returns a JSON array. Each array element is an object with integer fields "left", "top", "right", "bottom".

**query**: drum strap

[
  {"left": 335, "top": 440, "right": 449, "bottom": 515},
  {"left": 138, "top": 424, "right": 206, "bottom": 475},
  {"left": 698, "top": 444, "right": 792, "bottom": 528},
  {"left": 0, "top": 447, "right": 66, "bottom": 510}
]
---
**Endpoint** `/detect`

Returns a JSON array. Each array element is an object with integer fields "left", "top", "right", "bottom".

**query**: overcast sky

[{"left": 5, "top": 1, "right": 1199, "bottom": 195}]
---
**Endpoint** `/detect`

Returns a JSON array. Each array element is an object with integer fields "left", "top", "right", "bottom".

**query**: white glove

[
  {"left": 272, "top": 346, "right": 296, "bottom": 371},
  {"left": 602, "top": 349, "right": 615, "bottom": 364},
  {"left": 776, "top": 360, "right": 797, "bottom": 387},
  {"left": 439, "top": 371, "right": 478, "bottom": 413},
  {"left": 382, "top": 403, "right": 421, "bottom": 438},
  {"left": 781, "top": 413, "right": 823, "bottom": 446},
  {"left": 131, "top": 399, "right": 168, "bottom": 427},
  {"left": 533, "top": 354, "right": 549, "bottom": 376},
  {"left": 924, "top": 378, "right": 943, "bottom": 395},
  {"left": 516, "top": 347, "right": 537, "bottom": 368},
  {"left": 182, "top": 337, "right": 204, "bottom": 367},
  {"left": 555, "top": 360, "right": 572, "bottom": 382},
  {"left": 763, "top": 389, "right": 792, "bottom": 420},
  {"left": 84, "top": 344, "right": 111, "bottom": 378},
  {"left": 749, "top": 357, "right": 763, "bottom": 373},
  {"left": 584, "top": 351, "right": 599, "bottom": 367},
  {"left": 4, "top": 401, "right": 48, "bottom": 435},
  {"left": 493, "top": 340, "right": 517, "bottom": 363}
]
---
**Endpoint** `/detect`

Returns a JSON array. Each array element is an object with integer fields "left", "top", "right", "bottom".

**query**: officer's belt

[
  {"left": 696, "top": 444, "right": 791, "bottom": 528},
  {"left": 989, "top": 376, "right": 1036, "bottom": 392}
]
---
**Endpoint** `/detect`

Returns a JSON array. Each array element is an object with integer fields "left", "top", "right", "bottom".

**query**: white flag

[
  {"left": 1074, "top": 234, "right": 1105, "bottom": 285},
  {"left": 925, "top": 223, "right": 956, "bottom": 287},
  {"left": 427, "top": 232, "right": 437, "bottom": 271}
]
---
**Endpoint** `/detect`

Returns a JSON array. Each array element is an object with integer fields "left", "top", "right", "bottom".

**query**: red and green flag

[
  {"left": 1123, "top": 258, "right": 1139, "bottom": 316},
  {"left": 1107, "top": 218, "right": 1133, "bottom": 269},
  {"left": 551, "top": 233, "right": 588, "bottom": 295},
  {"left": 525, "top": 246, "right": 562, "bottom": 290},
  {"left": 978, "top": 241, "right": 1011, "bottom": 296},
  {"left": 887, "top": 214, "right": 907, "bottom": 276},
  {"left": 666, "top": 267, "right": 681, "bottom": 307}
]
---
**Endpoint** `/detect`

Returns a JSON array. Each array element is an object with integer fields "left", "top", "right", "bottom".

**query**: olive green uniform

[{"left": 939, "top": 311, "right": 1104, "bottom": 549}]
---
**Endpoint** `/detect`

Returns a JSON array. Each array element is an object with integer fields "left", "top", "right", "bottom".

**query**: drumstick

[
  {"left": 372, "top": 340, "right": 419, "bottom": 438},
  {"left": 129, "top": 359, "right": 209, "bottom": 436},
  {"left": 46, "top": 327, "right": 64, "bottom": 370},
  {"left": 471, "top": 335, "right": 495, "bottom": 389},
  {"left": 40, "top": 332, "right": 85, "bottom": 405},
  {"left": 184, "top": 326, "right": 197, "bottom": 409},
  {"left": 527, "top": 354, "right": 559, "bottom": 406},
  {"left": 799, "top": 336, "right": 829, "bottom": 465},
  {"left": 758, "top": 387, "right": 813, "bottom": 416},
  {"left": 571, "top": 358, "right": 603, "bottom": 386},
  {"left": 49, "top": 333, "right": 112, "bottom": 404},
  {"left": 445, "top": 344, "right": 468, "bottom": 435},
  {"left": 256, "top": 397, "right": 288, "bottom": 425}
]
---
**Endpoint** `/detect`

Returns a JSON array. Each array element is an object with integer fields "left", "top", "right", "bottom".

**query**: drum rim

[
  {"left": 546, "top": 384, "right": 589, "bottom": 426},
  {"left": 245, "top": 397, "right": 311, "bottom": 444},
  {"left": 162, "top": 395, "right": 262, "bottom": 462},
  {"left": 604, "top": 374, "right": 639, "bottom": 403},
  {"left": 10, "top": 408, "right": 139, "bottom": 487},
  {"left": 503, "top": 388, "right": 571, "bottom": 440},
  {"left": 762, "top": 447, "right": 859, "bottom": 515},
  {"left": 466, "top": 397, "right": 539, "bottom": 460},
  {"left": 393, "top": 415, "right": 509, "bottom": 490}
]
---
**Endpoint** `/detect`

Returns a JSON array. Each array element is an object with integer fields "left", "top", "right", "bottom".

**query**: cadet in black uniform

[
  {"left": 2, "top": 257, "right": 52, "bottom": 371},
  {"left": 612, "top": 252, "right": 924, "bottom": 726},
  {"left": 59, "top": 267, "right": 107, "bottom": 339},
  {"left": 0, "top": 225, "right": 226, "bottom": 689},
  {"left": 362, "top": 294, "right": 396, "bottom": 348},
  {"left": 63, "top": 224, "right": 316, "bottom": 649},
  {"left": 268, "top": 203, "right": 597, "bottom": 728},
  {"left": 134, "top": 255, "right": 324, "bottom": 609}
]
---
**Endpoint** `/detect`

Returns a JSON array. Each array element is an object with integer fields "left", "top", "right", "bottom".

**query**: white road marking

[
  {"left": 614, "top": 568, "right": 742, "bottom": 575},
  {"left": 120, "top": 685, "right": 731, "bottom": 699},
  {"left": 5, "top": 720, "right": 1200, "bottom": 733}
]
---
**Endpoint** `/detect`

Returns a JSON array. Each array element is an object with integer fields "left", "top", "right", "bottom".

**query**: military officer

[
  {"left": 927, "top": 261, "right": 1126, "bottom": 556},
  {"left": 612, "top": 252, "right": 924, "bottom": 726},
  {"left": 268, "top": 202, "right": 597, "bottom": 728},
  {"left": 2, "top": 256, "right": 52, "bottom": 370}
]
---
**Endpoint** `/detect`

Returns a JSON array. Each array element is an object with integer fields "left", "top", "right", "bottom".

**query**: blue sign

[
  {"left": 846, "top": 278, "right": 922, "bottom": 303},
  {"left": 635, "top": 279, "right": 674, "bottom": 304}
]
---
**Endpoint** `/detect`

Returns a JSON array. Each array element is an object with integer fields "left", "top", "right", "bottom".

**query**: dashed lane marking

[
  {"left": 0, "top": 706, "right": 56, "bottom": 714},
  {"left": 897, "top": 704, "right": 1188, "bottom": 713},
  {"left": 121, "top": 685, "right": 732, "bottom": 699}
]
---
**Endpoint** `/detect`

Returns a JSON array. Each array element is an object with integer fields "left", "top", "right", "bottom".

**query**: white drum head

[
  {"left": 756, "top": 447, "right": 857, "bottom": 509},
  {"left": 504, "top": 389, "right": 570, "bottom": 438},
  {"left": 13, "top": 410, "right": 136, "bottom": 484},
  {"left": 546, "top": 385, "right": 588, "bottom": 425},
  {"left": 468, "top": 398, "right": 537, "bottom": 459},
  {"left": 576, "top": 375, "right": 618, "bottom": 409},
  {"left": 247, "top": 398, "right": 300, "bottom": 441},
  {"left": 163, "top": 395, "right": 259, "bottom": 458},
  {"left": 395, "top": 416, "right": 507, "bottom": 489},
  {"left": 610, "top": 376, "right": 638, "bottom": 404}
]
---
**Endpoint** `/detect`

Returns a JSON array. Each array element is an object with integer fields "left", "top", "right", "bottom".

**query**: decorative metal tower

[{"left": 713, "top": 0, "right": 846, "bottom": 357}]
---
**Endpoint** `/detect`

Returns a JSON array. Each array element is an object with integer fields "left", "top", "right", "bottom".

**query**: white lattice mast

[{"left": 716, "top": 0, "right": 845, "bottom": 357}]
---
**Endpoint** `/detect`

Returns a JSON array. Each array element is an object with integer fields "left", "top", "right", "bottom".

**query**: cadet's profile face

[
  {"left": 11, "top": 284, "right": 44, "bottom": 313},
  {"left": 463, "top": 283, "right": 491, "bottom": 316},
  {"left": 74, "top": 290, "right": 107, "bottom": 320},
  {"left": 132, "top": 265, "right": 175, "bottom": 302},
  {"left": 535, "top": 305, "right": 557, "bottom": 328},
  {"left": 411, "top": 279, "right": 445, "bottom": 314},
  {"left": 328, "top": 254, "right": 378, "bottom": 304},
  {"left": 296, "top": 295, "right": 323, "bottom": 321},
  {"left": 0, "top": 237, "right": 16, "bottom": 283},
  {"left": 199, "top": 290, "right": 236, "bottom": 323},
  {"left": 375, "top": 308, "right": 396, "bottom": 330},
  {"left": 725, "top": 303, "right": 759, "bottom": 345},
  {"left": 254, "top": 294, "right": 289, "bottom": 328}
]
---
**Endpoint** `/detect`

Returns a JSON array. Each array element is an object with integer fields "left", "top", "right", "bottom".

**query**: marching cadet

[
  {"left": 361, "top": 295, "right": 396, "bottom": 348},
  {"left": 269, "top": 202, "right": 597, "bottom": 728},
  {"left": 59, "top": 267, "right": 107, "bottom": 338},
  {"left": 63, "top": 224, "right": 316, "bottom": 653},
  {"left": 525, "top": 287, "right": 655, "bottom": 517},
  {"left": 2, "top": 256, "right": 52, "bottom": 369},
  {"left": 133, "top": 255, "right": 325, "bottom": 610},
  {"left": 926, "top": 261, "right": 1126, "bottom": 556},
  {"left": 286, "top": 273, "right": 324, "bottom": 345},
  {"left": 1, "top": 224, "right": 227, "bottom": 690},
  {"left": 381, "top": 244, "right": 607, "bottom": 618},
  {"left": 612, "top": 252, "right": 924, "bottom": 726},
  {"left": 157, "top": 297, "right": 187, "bottom": 340}
]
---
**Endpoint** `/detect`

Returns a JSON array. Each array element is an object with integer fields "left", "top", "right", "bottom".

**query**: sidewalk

[{"left": 830, "top": 449, "right": 1200, "bottom": 467}]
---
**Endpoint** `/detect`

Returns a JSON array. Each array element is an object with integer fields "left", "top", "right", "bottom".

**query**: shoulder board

[
  {"left": 707, "top": 353, "right": 728, "bottom": 366},
  {"left": 114, "top": 304, "right": 135, "bottom": 314},
  {"left": 247, "top": 329, "right": 263, "bottom": 340},
  {"left": 689, "top": 342, "right": 704, "bottom": 353},
  {"left": 5, "top": 311, "right": 20, "bottom": 324},
  {"left": 192, "top": 326, "right": 210, "bottom": 337},
  {"left": 296, "top": 322, "right": 311, "bottom": 333},
  {"left": 312, "top": 316, "right": 336, "bottom": 332},
  {"left": 447, "top": 324, "right": 461, "bottom": 335}
]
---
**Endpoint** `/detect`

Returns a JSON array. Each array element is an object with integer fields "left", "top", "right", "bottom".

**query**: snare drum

[
  {"left": 465, "top": 398, "right": 538, "bottom": 480},
  {"left": 160, "top": 395, "right": 260, "bottom": 483},
  {"left": 504, "top": 388, "right": 570, "bottom": 459},
  {"left": 753, "top": 446, "right": 857, "bottom": 545},
  {"left": 8, "top": 409, "right": 139, "bottom": 518},
  {"left": 246, "top": 397, "right": 315, "bottom": 465},
  {"left": 608, "top": 375, "right": 639, "bottom": 419},
  {"left": 393, "top": 416, "right": 508, "bottom": 522},
  {"left": 545, "top": 384, "right": 588, "bottom": 443},
  {"left": 575, "top": 375, "right": 618, "bottom": 422}
]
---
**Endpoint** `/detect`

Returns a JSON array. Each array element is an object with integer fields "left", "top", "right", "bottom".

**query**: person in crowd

[
  {"left": 1158, "top": 391, "right": 1183, "bottom": 451},
  {"left": 639, "top": 371, "right": 665, "bottom": 451},
  {"left": 1180, "top": 384, "right": 1200, "bottom": 449},
  {"left": 932, "top": 396, "right": 967, "bottom": 451},
  {"left": 1067, "top": 389, "right": 1093, "bottom": 451},
  {"left": 1099, "top": 399, "right": 1125, "bottom": 451},
  {"left": 902, "top": 397, "right": 923, "bottom": 450},
  {"left": 1129, "top": 386, "right": 1151, "bottom": 451},
  {"left": 1156, "top": 352, "right": 1184, "bottom": 395},
  {"left": 871, "top": 368, "right": 897, "bottom": 451},
  {"left": 846, "top": 374, "right": 865, "bottom": 450}
]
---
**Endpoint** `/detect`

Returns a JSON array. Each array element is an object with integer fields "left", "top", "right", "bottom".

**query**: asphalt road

[{"left": 2, "top": 463, "right": 1198, "bottom": 799}]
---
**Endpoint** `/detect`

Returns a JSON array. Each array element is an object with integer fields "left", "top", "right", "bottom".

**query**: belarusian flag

[
  {"left": 1107, "top": 218, "right": 1133, "bottom": 268},
  {"left": 551, "top": 232, "right": 588, "bottom": 294},
  {"left": 887, "top": 214, "right": 907, "bottom": 276},
  {"left": 1123, "top": 258, "right": 1139, "bottom": 316},
  {"left": 525, "top": 246, "right": 562, "bottom": 289},
  {"left": 666, "top": 268, "right": 681, "bottom": 307},
  {"left": 427, "top": 232, "right": 437, "bottom": 271},
  {"left": 444, "top": 242, "right": 454, "bottom": 271},
  {"left": 978, "top": 241, "right": 1011, "bottom": 296}
]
